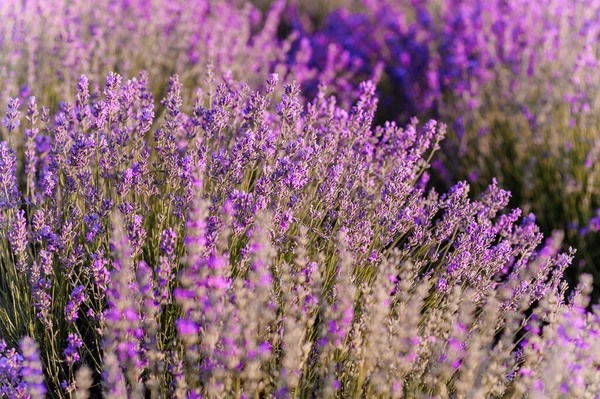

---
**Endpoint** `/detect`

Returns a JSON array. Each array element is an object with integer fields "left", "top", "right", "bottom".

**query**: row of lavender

[
  {"left": 2, "top": 67, "right": 598, "bottom": 397},
  {"left": 5, "top": 0, "right": 600, "bottom": 288},
  {"left": 0, "top": 0, "right": 598, "bottom": 397}
]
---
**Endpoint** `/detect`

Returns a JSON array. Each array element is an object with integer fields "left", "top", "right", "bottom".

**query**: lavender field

[{"left": 0, "top": 0, "right": 599, "bottom": 398}]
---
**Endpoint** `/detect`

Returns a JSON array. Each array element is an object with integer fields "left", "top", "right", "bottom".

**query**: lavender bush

[
  {"left": 299, "top": 0, "right": 600, "bottom": 292},
  {"left": 0, "top": 69, "right": 598, "bottom": 397}
]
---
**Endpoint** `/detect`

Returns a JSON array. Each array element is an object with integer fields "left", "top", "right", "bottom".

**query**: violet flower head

[
  {"left": 276, "top": 83, "right": 302, "bottom": 126},
  {"left": 31, "top": 271, "right": 53, "bottom": 329},
  {"left": 3, "top": 98, "right": 21, "bottom": 133},
  {"left": 0, "top": 141, "right": 20, "bottom": 210},
  {"left": 63, "top": 334, "right": 83, "bottom": 367},
  {"left": 265, "top": 73, "right": 279, "bottom": 95},
  {"left": 157, "top": 228, "right": 177, "bottom": 303},
  {"left": 91, "top": 250, "right": 110, "bottom": 293},
  {"left": 69, "top": 134, "right": 95, "bottom": 169},
  {"left": 76, "top": 75, "right": 90, "bottom": 122},
  {"left": 127, "top": 214, "right": 147, "bottom": 257},
  {"left": 20, "top": 337, "right": 46, "bottom": 398},
  {"left": 26, "top": 96, "right": 38, "bottom": 123},
  {"left": 8, "top": 209, "right": 28, "bottom": 272},
  {"left": 65, "top": 285, "right": 87, "bottom": 324},
  {"left": 162, "top": 75, "right": 183, "bottom": 119},
  {"left": 138, "top": 104, "right": 155, "bottom": 135},
  {"left": 104, "top": 72, "right": 123, "bottom": 118}
]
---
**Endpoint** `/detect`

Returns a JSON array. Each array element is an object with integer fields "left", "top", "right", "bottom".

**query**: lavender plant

[
  {"left": 297, "top": 0, "right": 600, "bottom": 293},
  {"left": 0, "top": 70, "right": 597, "bottom": 398}
]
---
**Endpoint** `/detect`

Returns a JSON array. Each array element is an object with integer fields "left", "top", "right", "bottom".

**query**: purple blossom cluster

[{"left": 0, "top": 69, "right": 596, "bottom": 397}]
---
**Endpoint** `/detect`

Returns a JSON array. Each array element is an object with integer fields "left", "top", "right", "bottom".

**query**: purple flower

[
  {"left": 63, "top": 334, "right": 83, "bottom": 367},
  {"left": 127, "top": 214, "right": 147, "bottom": 257},
  {"left": 76, "top": 75, "right": 90, "bottom": 122},
  {"left": 65, "top": 286, "right": 87, "bottom": 324},
  {"left": 8, "top": 210, "right": 28, "bottom": 272},
  {"left": 0, "top": 142, "right": 20, "bottom": 210},
  {"left": 20, "top": 337, "right": 46, "bottom": 398},
  {"left": 3, "top": 98, "right": 21, "bottom": 132},
  {"left": 276, "top": 83, "right": 302, "bottom": 126},
  {"left": 157, "top": 229, "right": 177, "bottom": 303}
]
